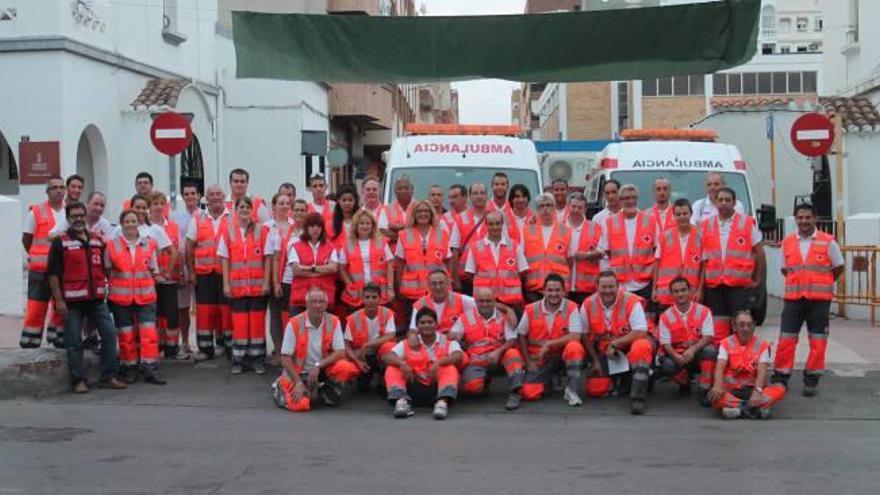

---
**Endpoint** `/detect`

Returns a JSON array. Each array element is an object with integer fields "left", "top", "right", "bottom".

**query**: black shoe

[
  {"left": 123, "top": 369, "right": 138, "bottom": 385},
  {"left": 319, "top": 384, "right": 341, "bottom": 407},
  {"left": 803, "top": 383, "right": 818, "bottom": 397},
  {"left": 631, "top": 399, "right": 646, "bottom": 415},
  {"left": 144, "top": 374, "right": 167, "bottom": 385},
  {"left": 678, "top": 384, "right": 692, "bottom": 397},
  {"left": 698, "top": 390, "right": 712, "bottom": 408}
]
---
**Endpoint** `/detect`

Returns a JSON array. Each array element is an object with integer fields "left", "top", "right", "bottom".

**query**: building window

[
  {"left": 712, "top": 73, "right": 727, "bottom": 95},
  {"left": 772, "top": 72, "right": 787, "bottom": 93},
  {"left": 757, "top": 73, "right": 772, "bottom": 94},
  {"left": 761, "top": 5, "right": 776, "bottom": 37},
  {"left": 762, "top": 43, "right": 775, "bottom": 54},
  {"left": 803, "top": 71, "right": 817, "bottom": 92},
  {"left": 642, "top": 75, "right": 704, "bottom": 97},
  {"left": 742, "top": 73, "right": 758, "bottom": 95},
  {"left": 808, "top": 42, "right": 821, "bottom": 52},
  {"left": 728, "top": 73, "right": 742, "bottom": 94},
  {"left": 846, "top": 0, "right": 859, "bottom": 43},
  {"left": 778, "top": 17, "right": 791, "bottom": 33},
  {"left": 617, "top": 82, "right": 629, "bottom": 132},
  {"left": 788, "top": 72, "right": 802, "bottom": 93},
  {"left": 796, "top": 17, "right": 808, "bottom": 32},
  {"left": 814, "top": 17, "right": 823, "bottom": 32},
  {"left": 162, "top": 0, "right": 187, "bottom": 45},
  {"left": 797, "top": 45, "right": 808, "bottom": 53},
  {"left": 780, "top": 45, "right": 791, "bottom": 54}
]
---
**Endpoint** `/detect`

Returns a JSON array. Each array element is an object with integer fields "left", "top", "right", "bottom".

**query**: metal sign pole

[{"left": 169, "top": 154, "right": 177, "bottom": 208}]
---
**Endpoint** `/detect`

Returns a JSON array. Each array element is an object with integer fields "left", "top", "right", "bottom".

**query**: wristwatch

[{"left": 755, "top": 386, "right": 764, "bottom": 393}]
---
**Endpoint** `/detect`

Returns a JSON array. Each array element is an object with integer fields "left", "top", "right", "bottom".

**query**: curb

[{"left": 0, "top": 348, "right": 77, "bottom": 399}]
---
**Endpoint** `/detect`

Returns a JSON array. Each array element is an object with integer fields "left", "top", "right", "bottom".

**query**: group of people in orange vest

[{"left": 23, "top": 169, "right": 843, "bottom": 420}]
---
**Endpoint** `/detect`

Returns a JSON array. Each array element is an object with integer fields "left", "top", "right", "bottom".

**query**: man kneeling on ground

[
  {"left": 384, "top": 307, "right": 463, "bottom": 420},
  {"left": 656, "top": 276, "right": 716, "bottom": 406},
  {"left": 708, "top": 311, "right": 786, "bottom": 419},
  {"left": 450, "top": 287, "right": 525, "bottom": 411},
  {"left": 272, "top": 287, "right": 361, "bottom": 412}
]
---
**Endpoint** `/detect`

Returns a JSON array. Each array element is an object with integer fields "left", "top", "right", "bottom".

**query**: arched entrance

[
  {"left": 75, "top": 125, "right": 108, "bottom": 195},
  {"left": 0, "top": 130, "right": 18, "bottom": 195},
  {"left": 180, "top": 133, "right": 204, "bottom": 194}
]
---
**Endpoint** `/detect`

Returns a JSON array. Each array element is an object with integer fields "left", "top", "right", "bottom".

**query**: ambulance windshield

[
  {"left": 608, "top": 170, "right": 752, "bottom": 214},
  {"left": 388, "top": 167, "right": 541, "bottom": 208}
]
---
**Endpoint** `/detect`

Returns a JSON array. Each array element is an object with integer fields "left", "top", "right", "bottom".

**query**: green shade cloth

[{"left": 232, "top": 0, "right": 759, "bottom": 83}]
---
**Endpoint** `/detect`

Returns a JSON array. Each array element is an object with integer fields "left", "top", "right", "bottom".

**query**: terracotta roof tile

[
  {"left": 710, "top": 95, "right": 814, "bottom": 109},
  {"left": 819, "top": 96, "right": 880, "bottom": 131},
  {"left": 130, "top": 79, "right": 189, "bottom": 110}
]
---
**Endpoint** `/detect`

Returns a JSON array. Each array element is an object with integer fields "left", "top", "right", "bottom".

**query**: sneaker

[
  {"left": 123, "top": 369, "right": 138, "bottom": 385},
  {"left": 73, "top": 380, "right": 89, "bottom": 394},
  {"left": 193, "top": 351, "right": 213, "bottom": 362},
  {"left": 631, "top": 399, "right": 646, "bottom": 415},
  {"left": 722, "top": 407, "right": 742, "bottom": 419},
  {"left": 253, "top": 363, "right": 267, "bottom": 375},
  {"left": 319, "top": 385, "right": 341, "bottom": 407},
  {"left": 563, "top": 387, "right": 583, "bottom": 407},
  {"left": 757, "top": 408, "right": 772, "bottom": 419},
  {"left": 394, "top": 398, "right": 414, "bottom": 418},
  {"left": 505, "top": 393, "right": 522, "bottom": 411},
  {"left": 231, "top": 364, "right": 243, "bottom": 375},
  {"left": 433, "top": 399, "right": 449, "bottom": 420}
]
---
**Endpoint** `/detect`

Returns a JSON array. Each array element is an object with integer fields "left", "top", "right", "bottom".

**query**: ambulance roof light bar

[
  {"left": 621, "top": 128, "right": 719, "bottom": 142},
  {"left": 405, "top": 124, "right": 523, "bottom": 136}
]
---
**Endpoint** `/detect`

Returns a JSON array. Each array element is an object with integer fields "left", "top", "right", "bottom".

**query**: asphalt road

[{"left": 2, "top": 300, "right": 879, "bottom": 494}]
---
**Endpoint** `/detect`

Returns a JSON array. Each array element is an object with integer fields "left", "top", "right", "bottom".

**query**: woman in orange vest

[
  {"left": 773, "top": 203, "right": 844, "bottom": 396},
  {"left": 653, "top": 198, "right": 703, "bottom": 308},
  {"left": 148, "top": 191, "right": 183, "bottom": 359},
  {"left": 708, "top": 311, "right": 786, "bottom": 419},
  {"left": 106, "top": 209, "right": 166, "bottom": 385},
  {"left": 220, "top": 196, "right": 273, "bottom": 375},
  {"left": 394, "top": 200, "right": 452, "bottom": 331},
  {"left": 383, "top": 306, "right": 463, "bottom": 420},
  {"left": 268, "top": 192, "right": 294, "bottom": 365},
  {"left": 273, "top": 199, "right": 308, "bottom": 335},
  {"left": 339, "top": 209, "right": 394, "bottom": 312},
  {"left": 288, "top": 212, "right": 339, "bottom": 316}
]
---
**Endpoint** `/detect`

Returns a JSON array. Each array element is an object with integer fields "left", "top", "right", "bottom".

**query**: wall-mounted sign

[{"left": 19, "top": 141, "right": 60, "bottom": 185}]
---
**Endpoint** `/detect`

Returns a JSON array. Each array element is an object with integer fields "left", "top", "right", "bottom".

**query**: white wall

[
  {"left": 0, "top": 196, "right": 23, "bottom": 315},
  {"left": 216, "top": 36, "right": 329, "bottom": 199},
  {"left": 842, "top": 132, "right": 880, "bottom": 216},
  {"left": 821, "top": 0, "right": 880, "bottom": 98},
  {"left": 693, "top": 110, "right": 814, "bottom": 213}
]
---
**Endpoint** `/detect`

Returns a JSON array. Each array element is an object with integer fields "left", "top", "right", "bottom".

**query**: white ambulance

[
  {"left": 383, "top": 124, "right": 543, "bottom": 205},
  {"left": 585, "top": 128, "right": 770, "bottom": 324},
  {"left": 585, "top": 129, "right": 756, "bottom": 214}
]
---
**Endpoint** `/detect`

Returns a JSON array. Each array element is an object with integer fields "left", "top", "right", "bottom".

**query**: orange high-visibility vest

[
  {"left": 606, "top": 211, "right": 656, "bottom": 284},
  {"left": 385, "top": 201, "right": 412, "bottom": 227},
  {"left": 157, "top": 220, "right": 181, "bottom": 282},
  {"left": 582, "top": 292, "right": 642, "bottom": 352},
  {"left": 655, "top": 226, "right": 703, "bottom": 305},
  {"left": 782, "top": 231, "right": 835, "bottom": 301},
  {"left": 402, "top": 335, "right": 454, "bottom": 386},
  {"left": 344, "top": 306, "right": 394, "bottom": 350},
  {"left": 701, "top": 213, "right": 756, "bottom": 288},
  {"left": 27, "top": 202, "right": 58, "bottom": 272},
  {"left": 458, "top": 308, "right": 507, "bottom": 356},
  {"left": 413, "top": 292, "right": 465, "bottom": 334},
  {"left": 524, "top": 299, "right": 578, "bottom": 356},
  {"left": 223, "top": 223, "right": 268, "bottom": 298},
  {"left": 504, "top": 207, "right": 534, "bottom": 242},
  {"left": 107, "top": 236, "right": 157, "bottom": 305},
  {"left": 193, "top": 211, "right": 229, "bottom": 275},
  {"left": 522, "top": 223, "right": 571, "bottom": 292},
  {"left": 308, "top": 200, "right": 336, "bottom": 234},
  {"left": 720, "top": 335, "right": 770, "bottom": 390},
  {"left": 289, "top": 239, "right": 336, "bottom": 307},
  {"left": 650, "top": 204, "right": 676, "bottom": 230},
  {"left": 398, "top": 227, "right": 450, "bottom": 300},
  {"left": 571, "top": 220, "right": 602, "bottom": 294},
  {"left": 288, "top": 313, "right": 337, "bottom": 375},
  {"left": 341, "top": 237, "right": 390, "bottom": 307},
  {"left": 470, "top": 237, "right": 524, "bottom": 305},
  {"left": 659, "top": 302, "right": 711, "bottom": 349},
  {"left": 272, "top": 223, "right": 297, "bottom": 283}
]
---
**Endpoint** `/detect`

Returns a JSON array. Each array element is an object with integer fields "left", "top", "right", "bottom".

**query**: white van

[
  {"left": 585, "top": 129, "right": 770, "bottom": 324},
  {"left": 383, "top": 125, "right": 543, "bottom": 205},
  {"left": 585, "top": 129, "right": 755, "bottom": 214}
]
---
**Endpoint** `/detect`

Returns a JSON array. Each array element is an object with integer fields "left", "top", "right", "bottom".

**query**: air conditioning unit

[{"left": 540, "top": 152, "right": 597, "bottom": 189}]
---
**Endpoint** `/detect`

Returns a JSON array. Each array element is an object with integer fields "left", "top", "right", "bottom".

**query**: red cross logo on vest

[
  {"left": 691, "top": 253, "right": 701, "bottom": 264},
  {"left": 505, "top": 257, "right": 515, "bottom": 267},
  {"left": 254, "top": 247, "right": 262, "bottom": 256},
  {"left": 434, "top": 250, "right": 443, "bottom": 260},
  {"left": 92, "top": 253, "right": 102, "bottom": 265},
  {"left": 736, "top": 236, "right": 746, "bottom": 247},
  {"left": 556, "top": 242, "right": 565, "bottom": 252},
  {"left": 642, "top": 234, "right": 652, "bottom": 243}
]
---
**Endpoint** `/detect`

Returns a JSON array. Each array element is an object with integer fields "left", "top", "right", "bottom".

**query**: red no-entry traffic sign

[
  {"left": 150, "top": 112, "right": 193, "bottom": 156},
  {"left": 790, "top": 113, "right": 834, "bottom": 157}
]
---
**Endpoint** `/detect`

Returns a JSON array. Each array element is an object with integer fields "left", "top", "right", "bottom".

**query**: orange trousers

[
  {"left": 273, "top": 359, "right": 361, "bottom": 412},
  {"left": 584, "top": 337, "right": 655, "bottom": 398},
  {"left": 21, "top": 271, "right": 64, "bottom": 347},
  {"left": 230, "top": 296, "right": 267, "bottom": 366},
  {"left": 110, "top": 303, "right": 160, "bottom": 372},
  {"left": 712, "top": 384, "right": 786, "bottom": 412},
  {"left": 194, "top": 274, "right": 232, "bottom": 356},
  {"left": 521, "top": 341, "right": 585, "bottom": 401},
  {"left": 460, "top": 347, "right": 525, "bottom": 395},
  {"left": 385, "top": 364, "right": 459, "bottom": 406}
]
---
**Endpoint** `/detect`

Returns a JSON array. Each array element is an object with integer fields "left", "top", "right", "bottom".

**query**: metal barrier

[
  {"left": 764, "top": 218, "right": 844, "bottom": 245},
  {"left": 835, "top": 245, "right": 879, "bottom": 325}
]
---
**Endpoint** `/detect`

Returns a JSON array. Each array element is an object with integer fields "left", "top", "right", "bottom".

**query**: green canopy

[{"left": 232, "top": 0, "right": 759, "bottom": 83}]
